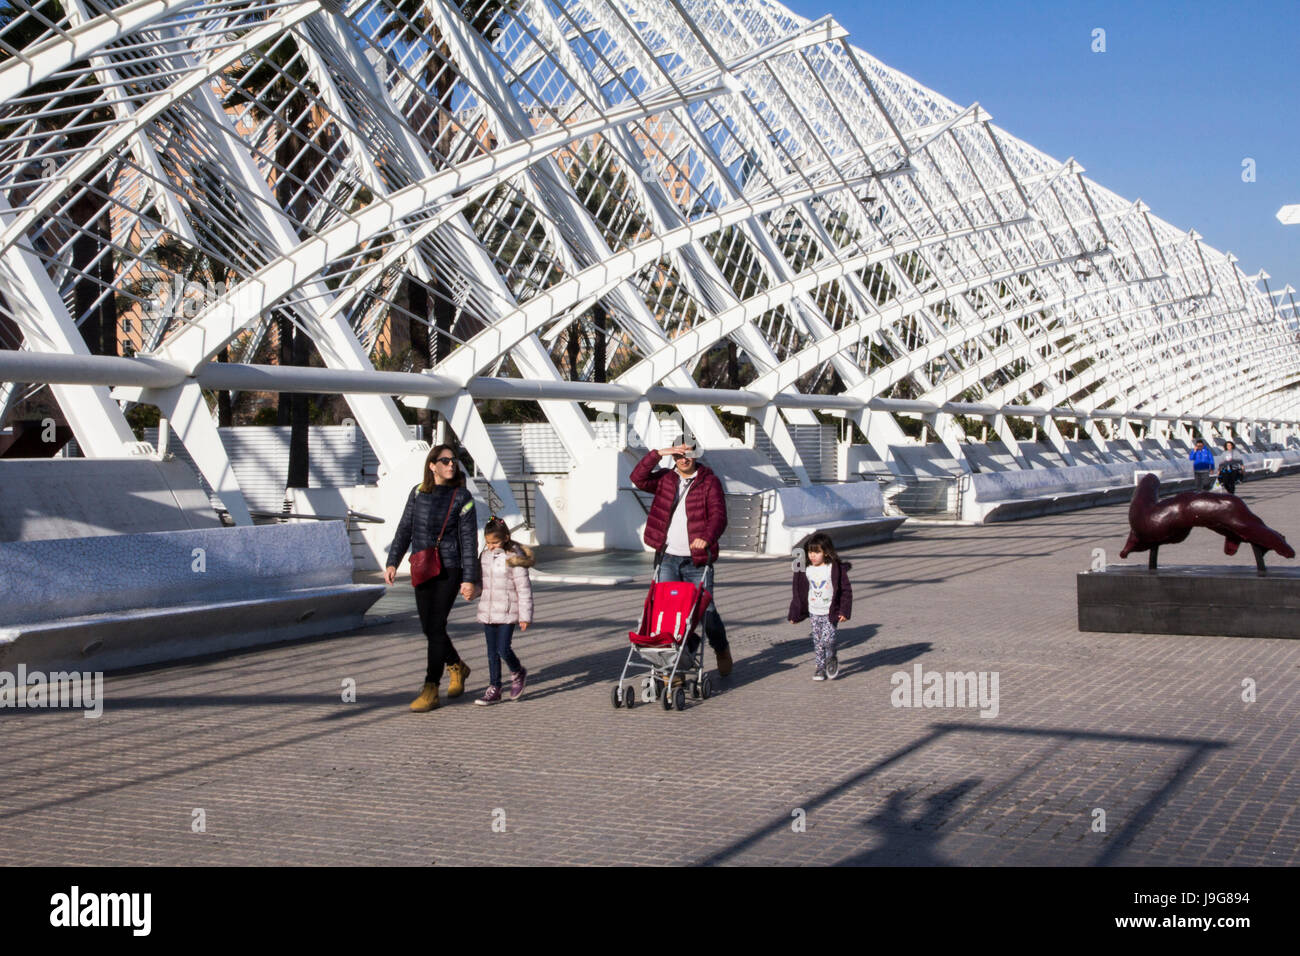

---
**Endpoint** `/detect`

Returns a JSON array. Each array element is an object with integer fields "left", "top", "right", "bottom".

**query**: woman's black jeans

[{"left": 414, "top": 566, "right": 464, "bottom": 684}]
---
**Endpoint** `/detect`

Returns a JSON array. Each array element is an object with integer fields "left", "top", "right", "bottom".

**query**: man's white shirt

[{"left": 665, "top": 474, "right": 696, "bottom": 556}]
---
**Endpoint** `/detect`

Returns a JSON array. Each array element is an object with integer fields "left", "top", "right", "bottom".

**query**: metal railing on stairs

[
  {"left": 620, "top": 486, "right": 771, "bottom": 553},
  {"left": 475, "top": 477, "right": 545, "bottom": 534},
  {"left": 873, "top": 474, "right": 964, "bottom": 520}
]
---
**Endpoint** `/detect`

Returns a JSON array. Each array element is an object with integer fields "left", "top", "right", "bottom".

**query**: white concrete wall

[{"left": 533, "top": 446, "right": 649, "bottom": 551}]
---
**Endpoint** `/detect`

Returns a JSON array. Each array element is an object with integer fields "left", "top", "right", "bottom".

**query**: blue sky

[{"left": 782, "top": 0, "right": 1300, "bottom": 299}]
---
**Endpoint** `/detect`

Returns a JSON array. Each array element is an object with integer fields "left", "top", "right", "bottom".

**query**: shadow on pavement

[{"left": 692, "top": 723, "right": 1228, "bottom": 867}]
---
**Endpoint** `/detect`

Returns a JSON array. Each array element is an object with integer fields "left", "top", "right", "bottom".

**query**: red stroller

[{"left": 611, "top": 563, "right": 714, "bottom": 712}]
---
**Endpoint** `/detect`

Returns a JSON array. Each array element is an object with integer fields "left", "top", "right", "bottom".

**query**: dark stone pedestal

[{"left": 1078, "top": 565, "right": 1300, "bottom": 638}]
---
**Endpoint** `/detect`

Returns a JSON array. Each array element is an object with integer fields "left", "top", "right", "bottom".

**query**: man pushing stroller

[{"left": 630, "top": 442, "right": 734, "bottom": 676}]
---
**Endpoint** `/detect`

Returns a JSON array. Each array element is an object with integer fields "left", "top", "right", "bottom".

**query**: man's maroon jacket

[{"left": 630, "top": 449, "right": 728, "bottom": 566}]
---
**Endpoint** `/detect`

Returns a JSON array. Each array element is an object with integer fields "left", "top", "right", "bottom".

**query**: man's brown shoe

[
  {"left": 716, "top": 647, "right": 733, "bottom": 677},
  {"left": 410, "top": 682, "right": 439, "bottom": 712},
  {"left": 447, "top": 661, "right": 471, "bottom": 698}
]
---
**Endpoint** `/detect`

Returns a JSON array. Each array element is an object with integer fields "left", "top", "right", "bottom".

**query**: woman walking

[
  {"left": 384, "top": 445, "right": 481, "bottom": 712},
  {"left": 1218, "top": 440, "right": 1245, "bottom": 495}
]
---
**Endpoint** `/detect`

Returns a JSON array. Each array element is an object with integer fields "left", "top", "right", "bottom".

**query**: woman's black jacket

[{"left": 386, "top": 484, "right": 482, "bottom": 584}]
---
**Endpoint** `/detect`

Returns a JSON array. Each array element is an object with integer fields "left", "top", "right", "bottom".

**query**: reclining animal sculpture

[{"left": 1119, "top": 473, "right": 1294, "bottom": 573}]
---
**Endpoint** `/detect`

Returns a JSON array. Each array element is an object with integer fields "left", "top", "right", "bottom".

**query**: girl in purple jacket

[{"left": 788, "top": 533, "right": 852, "bottom": 681}]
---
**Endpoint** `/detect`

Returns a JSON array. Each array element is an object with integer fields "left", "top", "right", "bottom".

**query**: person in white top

[
  {"left": 787, "top": 533, "right": 853, "bottom": 681},
  {"left": 1218, "top": 440, "right": 1245, "bottom": 495},
  {"left": 629, "top": 441, "right": 733, "bottom": 675}
]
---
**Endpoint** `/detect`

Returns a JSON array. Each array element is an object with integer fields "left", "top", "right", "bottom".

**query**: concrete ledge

[
  {"left": 967, "top": 455, "right": 1225, "bottom": 523},
  {"left": 975, "top": 453, "right": 1300, "bottom": 523},
  {"left": 982, "top": 486, "right": 1131, "bottom": 522},
  {"left": 1, "top": 523, "right": 356, "bottom": 624},
  {"left": 980, "top": 478, "right": 1194, "bottom": 522},
  {"left": 530, "top": 571, "right": 637, "bottom": 586},
  {"left": 0, "top": 585, "right": 384, "bottom": 672},
  {"left": 765, "top": 482, "right": 904, "bottom": 554},
  {"left": 0, "top": 522, "right": 383, "bottom": 672},
  {"left": 786, "top": 516, "right": 907, "bottom": 549},
  {"left": 1078, "top": 565, "right": 1300, "bottom": 638}
]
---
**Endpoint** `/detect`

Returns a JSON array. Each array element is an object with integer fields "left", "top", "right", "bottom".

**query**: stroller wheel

[
  {"left": 673, "top": 687, "right": 687, "bottom": 711},
  {"left": 661, "top": 687, "right": 673, "bottom": 710},
  {"left": 611, "top": 685, "right": 622, "bottom": 709},
  {"left": 826, "top": 655, "right": 840, "bottom": 680},
  {"left": 623, "top": 686, "right": 636, "bottom": 709},
  {"left": 690, "top": 681, "right": 701, "bottom": 699},
  {"left": 700, "top": 676, "right": 712, "bottom": 700}
]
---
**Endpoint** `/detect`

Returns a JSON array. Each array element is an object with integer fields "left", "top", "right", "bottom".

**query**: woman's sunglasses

[{"left": 434, "top": 456, "right": 456, "bottom": 465}]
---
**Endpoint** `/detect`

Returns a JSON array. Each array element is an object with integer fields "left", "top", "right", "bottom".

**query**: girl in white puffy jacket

[{"left": 474, "top": 517, "right": 535, "bottom": 705}]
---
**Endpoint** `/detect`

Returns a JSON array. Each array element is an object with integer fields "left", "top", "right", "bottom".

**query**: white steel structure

[{"left": 2, "top": 0, "right": 1300, "bottom": 532}]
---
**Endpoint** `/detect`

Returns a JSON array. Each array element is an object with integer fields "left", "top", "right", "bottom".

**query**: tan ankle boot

[
  {"left": 446, "top": 662, "right": 471, "bottom": 698},
  {"left": 410, "top": 682, "right": 439, "bottom": 712}
]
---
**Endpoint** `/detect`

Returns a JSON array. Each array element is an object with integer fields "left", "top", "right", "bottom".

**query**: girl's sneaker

[
  {"left": 812, "top": 667, "right": 827, "bottom": 681},
  {"left": 475, "top": 685, "right": 502, "bottom": 706},
  {"left": 509, "top": 667, "right": 528, "bottom": 700}
]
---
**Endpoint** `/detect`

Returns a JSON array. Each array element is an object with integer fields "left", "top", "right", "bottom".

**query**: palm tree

[{"left": 119, "top": 229, "right": 248, "bottom": 426}]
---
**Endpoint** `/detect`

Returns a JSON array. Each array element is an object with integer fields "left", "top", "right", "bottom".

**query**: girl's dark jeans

[{"left": 483, "top": 622, "right": 521, "bottom": 687}]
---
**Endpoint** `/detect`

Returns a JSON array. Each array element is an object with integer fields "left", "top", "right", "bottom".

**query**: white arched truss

[{"left": 1, "top": 0, "right": 1297, "bottom": 523}]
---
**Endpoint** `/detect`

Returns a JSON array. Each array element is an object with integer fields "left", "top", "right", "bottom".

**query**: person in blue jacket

[{"left": 1189, "top": 438, "right": 1215, "bottom": 491}]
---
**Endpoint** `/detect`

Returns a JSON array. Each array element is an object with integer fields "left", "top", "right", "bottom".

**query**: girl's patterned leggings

[{"left": 810, "top": 614, "right": 837, "bottom": 669}]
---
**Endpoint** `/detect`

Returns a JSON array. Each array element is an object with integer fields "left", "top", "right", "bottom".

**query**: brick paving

[{"left": 4, "top": 478, "right": 1300, "bottom": 866}]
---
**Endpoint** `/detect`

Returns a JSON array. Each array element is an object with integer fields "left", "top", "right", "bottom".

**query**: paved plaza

[{"left": 5, "top": 479, "right": 1300, "bottom": 867}]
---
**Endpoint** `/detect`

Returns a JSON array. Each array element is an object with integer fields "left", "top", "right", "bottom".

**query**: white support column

[
  {"left": 1079, "top": 417, "right": 1109, "bottom": 456},
  {"left": 844, "top": 407, "right": 907, "bottom": 472},
  {"left": 758, "top": 403, "right": 811, "bottom": 484},
  {"left": 1037, "top": 415, "right": 1077, "bottom": 465},
  {"left": 140, "top": 382, "right": 253, "bottom": 526},
  {"left": 1114, "top": 417, "right": 1144, "bottom": 457},
  {"left": 926, "top": 411, "right": 973, "bottom": 474},
  {"left": 1148, "top": 418, "right": 1171, "bottom": 449},
  {"left": 990, "top": 414, "right": 1030, "bottom": 469},
  {"left": 0, "top": 197, "right": 139, "bottom": 458},
  {"left": 628, "top": 399, "right": 657, "bottom": 453}
]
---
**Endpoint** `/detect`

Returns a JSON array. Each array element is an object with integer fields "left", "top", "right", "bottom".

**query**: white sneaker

[{"left": 812, "top": 668, "right": 826, "bottom": 681}]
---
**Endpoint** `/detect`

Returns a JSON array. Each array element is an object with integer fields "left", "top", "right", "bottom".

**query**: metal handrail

[
  {"left": 222, "top": 509, "right": 385, "bottom": 524},
  {"left": 474, "top": 476, "right": 546, "bottom": 534},
  {"left": 619, "top": 486, "right": 769, "bottom": 552},
  {"left": 618, "top": 485, "right": 651, "bottom": 514}
]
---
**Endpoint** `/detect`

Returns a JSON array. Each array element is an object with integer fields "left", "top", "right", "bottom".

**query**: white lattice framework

[{"left": 1, "top": 0, "right": 1298, "bottom": 523}]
